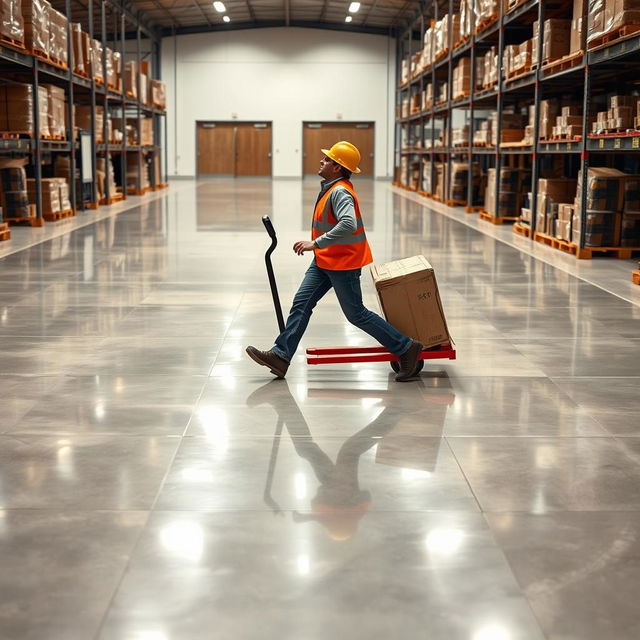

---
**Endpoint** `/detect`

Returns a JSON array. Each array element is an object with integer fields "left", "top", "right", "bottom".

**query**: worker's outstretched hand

[{"left": 293, "top": 241, "right": 315, "bottom": 255}]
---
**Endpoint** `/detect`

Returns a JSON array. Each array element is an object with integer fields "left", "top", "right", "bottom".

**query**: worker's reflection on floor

[{"left": 247, "top": 377, "right": 455, "bottom": 541}]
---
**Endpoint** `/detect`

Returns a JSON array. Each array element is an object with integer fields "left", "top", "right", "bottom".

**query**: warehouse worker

[{"left": 246, "top": 141, "right": 423, "bottom": 382}]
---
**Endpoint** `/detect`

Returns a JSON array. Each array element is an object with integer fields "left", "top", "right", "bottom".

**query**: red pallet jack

[{"left": 261, "top": 216, "right": 456, "bottom": 372}]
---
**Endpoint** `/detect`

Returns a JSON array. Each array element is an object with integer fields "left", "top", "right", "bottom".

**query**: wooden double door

[
  {"left": 303, "top": 122, "right": 374, "bottom": 176},
  {"left": 197, "top": 122, "right": 272, "bottom": 177}
]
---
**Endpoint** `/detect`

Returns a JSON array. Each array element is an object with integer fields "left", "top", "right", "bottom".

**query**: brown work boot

[
  {"left": 395, "top": 340, "right": 424, "bottom": 382},
  {"left": 246, "top": 346, "right": 289, "bottom": 379}
]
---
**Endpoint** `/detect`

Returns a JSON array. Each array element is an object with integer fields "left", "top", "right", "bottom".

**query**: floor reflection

[{"left": 248, "top": 378, "right": 455, "bottom": 541}]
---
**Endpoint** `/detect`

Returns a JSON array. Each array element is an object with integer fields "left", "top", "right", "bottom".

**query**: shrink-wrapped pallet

[
  {"left": 0, "top": 0, "right": 25, "bottom": 44},
  {"left": 48, "top": 8, "right": 67, "bottom": 65},
  {"left": 22, "top": 0, "right": 49, "bottom": 54},
  {"left": 90, "top": 38, "right": 103, "bottom": 83},
  {"left": 43, "top": 84, "right": 65, "bottom": 138}
]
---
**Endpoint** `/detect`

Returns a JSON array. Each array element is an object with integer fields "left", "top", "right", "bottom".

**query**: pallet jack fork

[{"left": 261, "top": 215, "right": 456, "bottom": 370}]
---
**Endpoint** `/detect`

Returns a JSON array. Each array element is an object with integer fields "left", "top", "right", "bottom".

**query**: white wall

[{"left": 161, "top": 27, "right": 396, "bottom": 178}]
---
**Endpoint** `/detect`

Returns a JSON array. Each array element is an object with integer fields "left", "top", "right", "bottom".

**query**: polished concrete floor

[{"left": 1, "top": 178, "right": 640, "bottom": 640}]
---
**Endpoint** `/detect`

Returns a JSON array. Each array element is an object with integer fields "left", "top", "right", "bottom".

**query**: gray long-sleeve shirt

[{"left": 313, "top": 178, "right": 358, "bottom": 249}]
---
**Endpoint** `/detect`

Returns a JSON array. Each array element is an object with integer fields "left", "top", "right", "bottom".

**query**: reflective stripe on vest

[{"left": 311, "top": 180, "right": 373, "bottom": 270}]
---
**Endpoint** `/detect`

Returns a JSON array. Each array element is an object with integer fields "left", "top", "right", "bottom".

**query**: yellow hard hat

[{"left": 321, "top": 141, "right": 362, "bottom": 174}]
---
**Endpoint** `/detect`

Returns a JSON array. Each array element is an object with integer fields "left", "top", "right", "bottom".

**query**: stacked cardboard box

[
  {"left": 473, "top": 119, "right": 492, "bottom": 146},
  {"left": 533, "top": 19, "right": 571, "bottom": 63},
  {"left": 452, "top": 58, "right": 471, "bottom": 98},
  {"left": 451, "top": 161, "right": 483, "bottom": 204},
  {"left": 90, "top": 38, "right": 103, "bottom": 83},
  {"left": 126, "top": 153, "right": 149, "bottom": 192},
  {"left": 410, "top": 93, "right": 421, "bottom": 114},
  {"left": 0, "top": 0, "right": 24, "bottom": 44},
  {"left": 452, "top": 125, "right": 470, "bottom": 147},
  {"left": 477, "top": 0, "right": 500, "bottom": 25},
  {"left": 553, "top": 106, "right": 583, "bottom": 138},
  {"left": 536, "top": 178, "right": 578, "bottom": 235},
  {"left": 587, "top": 0, "right": 640, "bottom": 45},
  {"left": 75, "top": 105, "right": 110, "bottom": 142},
  {"left": 422, "top": 159, "right": 434, "bottom": 194},
  {"left": 0, "top": 84, "right": 48, "bottom": 137},
  {"left": 571, "top": 0, "right": 586, "bottom": 54},
  {"left": 0, "top": 165, "right": 29, "bottom": 218},
  {"left": 622, "top": 178, "right": 640, "bottom": 246},
  {"left": 23, "top": 0, "right": 49, "bottom": 54},
  {"left": 485, "top": 167, "right": 530, "bottom": 217},
  {"left": 26, "top": 177, "right": 67, "bottom": 214},
  {"left": 125, "top": 60, "right": 137, "bottom": 99},
  {"left": 48, "top": 7, "right": 67, "bottom": 65},
  {"left": 539, "top": 99, "right": 560, "bottom": 139},
  {"left": 592, "top": 95, "right": 639, "bottom": 133},
  {"left": 573, "top": 167, "right": 626, "bottom": 246},
  {"left": 401, "top": 59, "right": 409, "bottom": 84},
  {"left": 422, "top": 84, "right": 433, "bottom": 111},
  {"left": 96, "top": 157, "right": 117, "bottom": 199},
  {"left": 460, "top": 0, "right": 472, "bottom": 41},
  {"left": 435, "top": 162, "right": 448, "bottom": 201},
  {"left": 556, "top": 203, "right": 575, "bottom": 241},
  {"left": 43, "top": 84, "right": 65, "bottom": 138},
  {"left": 70, "top": 23, "right": 89, "bottom": 75},
  {"left": 524, "top": 105, "right": 536, "bottom": 144},
  {"left": 437, "top": 81, "right": 448, "bottom": 104},
  {"left": 491, "top": 111, "right": 526, "bottom": 145}
]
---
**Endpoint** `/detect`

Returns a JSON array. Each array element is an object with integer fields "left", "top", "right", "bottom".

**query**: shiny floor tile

[{"left": 97, "top": 511, "right": 544, "bottom": 640}]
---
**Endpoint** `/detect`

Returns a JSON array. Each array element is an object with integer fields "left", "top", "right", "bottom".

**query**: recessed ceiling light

[
  {"left": 345, "top": 15, "right": 353, "bottom": 22},
  {"left": 223, "top": 15, "right": 231, "bottom": 22},
  {"left": 213, "top": 1, "right": 226, "bottom": 12},
  {"left": 349, "top": 2, "right": 361, "bottom": 12}
]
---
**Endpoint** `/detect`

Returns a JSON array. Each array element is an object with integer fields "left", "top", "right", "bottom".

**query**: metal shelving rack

[
  {"left": 394, "top": 0, "right": 640, "bottom": 257},
  {"left": 0, "top": 0, "right": 167, "bottom": 224}
]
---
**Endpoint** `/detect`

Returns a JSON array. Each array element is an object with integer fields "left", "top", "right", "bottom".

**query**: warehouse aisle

[{"left": 1, "top": 178, "right": 640, "bottom": 640}]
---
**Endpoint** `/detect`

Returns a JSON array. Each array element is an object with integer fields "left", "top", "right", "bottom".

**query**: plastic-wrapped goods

[
  {"left": 139, "top": 72, "right": 149, "bottom": 105},
  {"left": 105, "top": 48, "right": 115, "bottom": 87},
  {"left": 423, "top": 25, "right": 433, "bottom": 67},
  {"left": 58, "top": 178, "right": 70, "bottom": 211},
  {"left": 112, "top": 51, "right": 122, "bottom": 91},
  {"left": 451, "top": 162, "right": 483, "bottom": 204},
  {"left": 75, "top": 104, "right": 104, "bottom": 140},
  {"left": 588, "top": 0, "right": 640, "bottom": 45},
  {"left": 460, "top": 0, "right": 472, "bottom": 41},
  {"left": 71, "top": 22, "right": 84, "bottom": 74},
  {"left": 48, "top": 8, "right": 67, "bottom": 65},
  {"left": 126, "top": 152, "right": 149, "bottom": 190},
  {"left": 0, "top": 84, "right": 33, "bottom": 135},
  {"left": 0, "top": 166, "right": 29, "bottom": 219},
  {"left": 434, "top": 16, "right": 449, "bottom": 58},
  {"left": 151, "top": 79, "right": 166, "bottom": 108},
  {"left": 23, "top": 0, "right": 49, "bottom": 53},
  {"left": 43, "top": 84, "right": 65, "bottom": 138},
  {"left": 90, "top": 38, "right": 103, "bottom": 83},
  {"left": 0, "top": 0, "right": 25, "bottom": 44},
  {"left": 125, "top": 60, "right": 137, "bottom": 99},
  {"left": 452, "top": 58, "right": 471, "bottom": 98},
  {"left": 477, "top": 0, "right": 500, "bottom": 25}
]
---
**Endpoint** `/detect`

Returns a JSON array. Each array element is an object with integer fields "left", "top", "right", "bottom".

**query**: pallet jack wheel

[{"left": 390, "top": 360, "right": 424, "bottom": 374}]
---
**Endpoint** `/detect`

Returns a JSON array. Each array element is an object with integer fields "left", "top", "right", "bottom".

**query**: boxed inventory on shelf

[
  {"left": 536, "top": 178, "right": 578, "bottom": 235},
  {"left": 592, "top": 95, "right": 639, "bottom": 133},
  {"left": 0, "top": 0, "right": 24, "bottom": 45},
  {"left": 533, "top": 19, "right": 571, "bottom": 63},
  {"left": 485, "top": 167, "right": 531, "bottom": 217},
  {"left": 452, "top": 58, "right": 471, "bottom": 98},
  {"left": 588, "top": 0, "right": 640, "bottom": 45},
  {"left": 0, "top": 84, "right": 48, "bottom": 137},
  {"left": 0, "top": 164, "right": 29, "bottom": 218},
  {"left": 370, "top": 255, "right": 452, "bottom": 349}
]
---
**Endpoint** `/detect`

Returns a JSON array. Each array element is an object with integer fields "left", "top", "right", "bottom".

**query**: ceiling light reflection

[
  {"left": 472, "top": 624, "right": 511, "bottom": 640},
  {"left": 425, "top": 529, "right": 464, "bottom": 555},
  {"left": 159, "top": 520, "right": 205, "bottom": 562},
  {"left": 294, "top": 472, "right": 307, "bottom": 500},
  {"left": 297, "top": 554, "right": 310, "bottom": 575},
  {"left": 401, "top": 468, "right": 432, "bottom": 480}
]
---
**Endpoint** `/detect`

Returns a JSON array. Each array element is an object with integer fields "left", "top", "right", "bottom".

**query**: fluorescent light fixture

[
  {"left": 223, "top": 15, "right": 231, "bottom": 22},
  {"left": 345, "top": 15, "right": 353, "bottom": 22},
  {"left": 349, "top": 2, "right": 361, "bottom": 12},
  {"left": 213, "top": 1, "right": 226, "bottom": 11}
]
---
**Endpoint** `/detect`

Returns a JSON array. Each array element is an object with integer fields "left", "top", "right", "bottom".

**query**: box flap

[{"left": 370, "top": 255, "right": 433, "bottom": 287}]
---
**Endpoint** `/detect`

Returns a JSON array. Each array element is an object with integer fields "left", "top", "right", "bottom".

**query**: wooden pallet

[
  {"left": 542, "top": 50, "right": 584, "bottom": 75},
  {"left": 41, "top": 133, "right": 66, "bottom": 141},
  {"left": 86, "top": 202, "right": 100, "bottom": 210},
  {"left": 453, "top": 35, "right": 471, "bottom": 50},
  {"left": 99, "top": 192, "right": 125, "bottom": 205},
  {"left": 513, "top": 222, "right": 532, "bottom": 238},
  {"left": 43, "top": 208, "right": 74, "bottom": 222},
  {"left": 5, "top": 215, "right": 44, "bottom": 227},
  {"left": 540, "top": 136, "right": 582, "bottom": 142},
  {"left": 588, "top": 24, "right": 640, "bottom": 51},
  {"left": 125, "top": 90, "right": 136, "bottom": 99},
  {"left": 1, "top": 35, "right": 26, "bottom": 51},
  {"left": 480, "top": 211, "right": 520, "bottom": 225},
  {"left": 0, "top": 222, "right": 10, "bottom": 242},
  {"left": 632, "top": 270, "right": 640, "bottom": 285},
  {"left": 446, "top": 199, "right": 467, "bottom": 207},
  {"left": 474, "top": 14, "right": 498, "bottom": 34},
  {"left": 127, "top": 187, "right": 151, "bottom": 196},
  {"left": 506, "top": 66, "right": 533, "bottom": 82},
  {"left": 534, "top": 231, "right": 640, "bottom": 259},
  {"left": 48, "top": 55, "right": 68, "bottom": 70},
  {"left": 452, "top": 91, "right": 471, "bottom": 101},
  {"left": 73, "top": 68, "right": 89, "bottom": 78},
  {"left": 466, "top": 205, "right": 484, "bottom": 214},
  {"left": 94, "top": 77, "right": 104, "bottom": 85}
]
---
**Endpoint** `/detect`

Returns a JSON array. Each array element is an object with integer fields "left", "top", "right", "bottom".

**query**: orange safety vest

[{"left": 311, "top": 180, "right": 373, "bottom": 270}]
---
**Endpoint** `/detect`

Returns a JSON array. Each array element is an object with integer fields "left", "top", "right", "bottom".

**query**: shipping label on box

[{"left": 370, "top": 255, "right": 453, "bottom": 349}]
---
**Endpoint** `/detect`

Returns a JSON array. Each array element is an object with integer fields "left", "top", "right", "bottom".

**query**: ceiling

[{"left": 127, "top": 0, "right": 424, "bottom": 37}]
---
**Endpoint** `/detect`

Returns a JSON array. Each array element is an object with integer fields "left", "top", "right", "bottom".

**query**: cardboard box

[{"left": 370, "top": 255, "right": 452, "bottom": 349}]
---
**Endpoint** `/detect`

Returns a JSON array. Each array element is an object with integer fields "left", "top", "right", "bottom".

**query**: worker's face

[{"left": 319, "top": 156, "right": 341, "bottom": 180}]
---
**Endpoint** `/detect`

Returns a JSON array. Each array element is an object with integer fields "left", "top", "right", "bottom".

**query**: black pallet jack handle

[{"left": 262, "top": 215, "right": 285, "bottom": 333}]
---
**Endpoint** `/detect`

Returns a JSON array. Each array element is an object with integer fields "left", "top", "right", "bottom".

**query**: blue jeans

[{"left": 272, "top": 260, "right": 412, "bottom": 363}]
